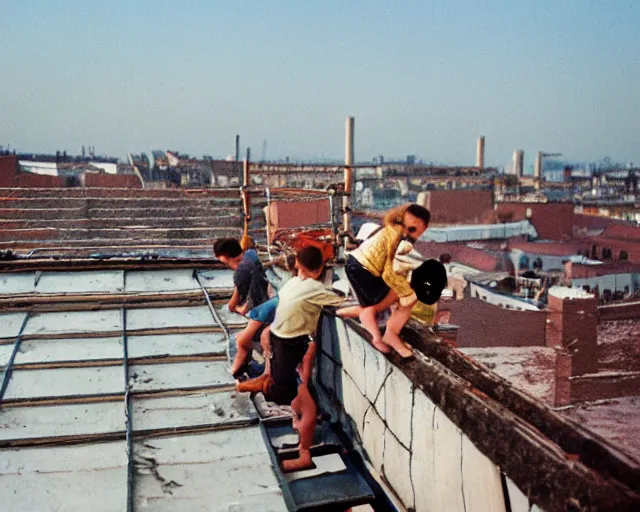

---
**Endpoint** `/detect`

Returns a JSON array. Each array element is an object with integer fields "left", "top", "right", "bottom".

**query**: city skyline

[{"left": 2, "top": 1, "right": 640, "bottom": 167}]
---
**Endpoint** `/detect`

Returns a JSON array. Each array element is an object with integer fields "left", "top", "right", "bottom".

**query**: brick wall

[
  {"left": 546, "top": 294, "right": 599, "bottom": 375},
  {"left": 0, "top": 155, "right": 66, "bottom": 187},
  {"left": 448, "top": 298, "right": 547, "bottom": 347},
  {"left": 496, "top": 202, "right": 574, "bottom": 240},
  {"left": 418, "top": 189, "right": 494, "bottom": 225},
  {"left": 81, "top": 172, "right": 142, "bottom": 188},
  {"left": 416, "top": 241, "right": 503, "bottom": 272},
  {"left": 0, "top": 155, "right": 17, "bottom": 187}
]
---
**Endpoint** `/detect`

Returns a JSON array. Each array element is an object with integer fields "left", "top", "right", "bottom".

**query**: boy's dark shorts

[
  {"left": 267, "top": 331, "right": 310, "bottom": 406},
  {"left": 345, "top": 255, "right": 390, "bottom": 307}
]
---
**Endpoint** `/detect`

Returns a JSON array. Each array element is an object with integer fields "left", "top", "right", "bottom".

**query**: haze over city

[{"left": 2, "top": 1, "right": 639, "bottom": 167}]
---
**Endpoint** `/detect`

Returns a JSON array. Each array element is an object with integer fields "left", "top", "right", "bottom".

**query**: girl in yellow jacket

[{"left": 337, "top": 203, "right": 431, "bottom": 357}]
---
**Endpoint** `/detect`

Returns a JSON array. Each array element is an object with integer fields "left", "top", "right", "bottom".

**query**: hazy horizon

[{"left": 2, "top": 1, "right": 639, "bottom": 169}]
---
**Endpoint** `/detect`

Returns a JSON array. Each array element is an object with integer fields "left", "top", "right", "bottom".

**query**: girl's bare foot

[
  {"left": 382, "top": 331, "right": 413, "bottom": 358},
  {"left": 372, "top": 339, "right": 392, "bottom": 354}
]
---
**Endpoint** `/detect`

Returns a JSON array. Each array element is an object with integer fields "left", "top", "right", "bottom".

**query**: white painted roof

[{"left": 0, "top": 268, "right": 286, "bottom": 511}]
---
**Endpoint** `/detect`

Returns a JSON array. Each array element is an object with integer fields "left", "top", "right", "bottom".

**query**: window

[
  {"left": 602, "top": 248, "right": 612, "bottom": 260},
  {"left": 620, "top": 250, "right": 629, "bottom": 261}
]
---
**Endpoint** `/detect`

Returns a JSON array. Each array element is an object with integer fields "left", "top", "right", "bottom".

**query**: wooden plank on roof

[
  {"left": 35, "top": 270, "right": 125, "bottom": 294},
  {"left": 133, "top": 391, "right": 256, "bottom": 432},
  {"left": 129, "top": 361, "right": 233, "bottom": 393},
  {"left": 3, "top": 366, "right": 124, "bottom": 401},
  {"left": 0, "top": 441, "right": 127, "bottom": 512},
  {"left": 133, "top": 430, "right": 285, "bottom": 511},
  {"left": 0, "top": 401, "right": 124, "bottom": 445}
]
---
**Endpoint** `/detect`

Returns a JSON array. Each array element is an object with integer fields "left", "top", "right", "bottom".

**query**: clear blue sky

[{"left": 2, "top": 1, "right": 639, "bottom": 168}]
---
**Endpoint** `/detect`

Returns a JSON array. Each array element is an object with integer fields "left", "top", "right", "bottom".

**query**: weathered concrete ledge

[{"left": 316, "top": 313, "right": 640, "bottom": 512}]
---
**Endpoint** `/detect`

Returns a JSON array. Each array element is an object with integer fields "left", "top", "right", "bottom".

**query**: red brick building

[{"left": 495, "top": 202, "right": 574, "bottom": 240}]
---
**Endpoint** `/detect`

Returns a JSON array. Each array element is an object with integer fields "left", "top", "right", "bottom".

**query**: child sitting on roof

[
  {"left": 213, "top": 237, "right": 269, "bottom": 316},
  {"left": 237, "top": 245, "right": 345, "bottom": 472},
  {"left": 230, "top": 254, "right": 298, "bottom": 378}
]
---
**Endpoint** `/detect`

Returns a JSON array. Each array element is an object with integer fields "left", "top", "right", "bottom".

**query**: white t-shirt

[{"left": 270, "top": 276, "right": 345, "bottom": 339}]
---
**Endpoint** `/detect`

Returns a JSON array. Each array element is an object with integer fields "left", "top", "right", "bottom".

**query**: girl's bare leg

[
  {"left": 361, "top": 290, "right": 399, "bottom": 352},
  {"left": 382, "top": 305, "right": 413, "bottom": 358}
]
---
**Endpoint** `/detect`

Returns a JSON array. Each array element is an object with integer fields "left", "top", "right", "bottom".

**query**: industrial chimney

[
  {"left": 476, "top": 136, "right": 485, "bottom": 169},
  {"left": 513, "top": 150, "right": 524, "bottom": 177}
]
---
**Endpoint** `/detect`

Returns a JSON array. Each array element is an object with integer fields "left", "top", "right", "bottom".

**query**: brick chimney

[{"left": 545, "top": 287, "right": 598, "bottom": 376}]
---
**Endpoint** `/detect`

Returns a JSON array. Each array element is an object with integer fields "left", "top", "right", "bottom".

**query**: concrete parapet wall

[
  {"left": 316, "top": 315, "right": 521, "bottom": 512},
  {"left": 316, "top": 314, "right": 640, "bottom": 511}
]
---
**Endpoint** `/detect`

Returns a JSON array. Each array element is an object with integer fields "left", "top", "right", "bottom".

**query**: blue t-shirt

[
  {"left": 234, "top": 251, "right": 269, "bottom": 310},
  {"left": 248, "top": 296, "right": 279, "bottom": 324},
  {"left": 244, "top": 248, "right": 260, "bottom": 263}
]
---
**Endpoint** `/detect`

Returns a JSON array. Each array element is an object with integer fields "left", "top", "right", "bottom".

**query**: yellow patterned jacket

[{"left": 350, "top": 224, "right": 416, "bottom": 306}]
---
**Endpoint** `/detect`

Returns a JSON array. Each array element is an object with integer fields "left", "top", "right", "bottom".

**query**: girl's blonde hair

[
  {"left": 383, "top": 203, "right": 412, "bottom": 226},
  {"left": 383, "top": 203, "right": 431, "bottom": 227}
]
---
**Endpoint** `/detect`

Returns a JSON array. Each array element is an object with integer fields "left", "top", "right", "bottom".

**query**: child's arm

[
  {"left": 235, "top": 301, "right": 249, "bottom": 316},
  {"left": 309, "top": 289, "right": 347, "bottom": 308},
  {"left": 298, "top": 341, "right": 316, "bottom": 385},
  {"left": 228, "top": 286, "right": 242, "bottom": 312}
]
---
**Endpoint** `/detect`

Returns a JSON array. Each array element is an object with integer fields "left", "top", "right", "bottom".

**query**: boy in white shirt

[{"left": 237, "top": 245, "right": 345, "bottom": 471}]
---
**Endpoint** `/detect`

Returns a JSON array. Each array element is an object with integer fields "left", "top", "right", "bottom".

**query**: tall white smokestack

[
  {"left": 343, "top": 116, "right": 355, "bottom": 239},
  {"left": 476, "top": 136, "right": 485, "bottom": 169},
  {"left": 513, "top": 150, "right": 524, "bottom": 177}
]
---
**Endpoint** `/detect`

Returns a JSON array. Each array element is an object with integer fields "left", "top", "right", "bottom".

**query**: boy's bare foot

[
  {"left": 281, "top": 449, "right": 313, "bottom": 472},
  {"left": 372, "top": 340, "right": 392, "bottom": 354},
  {"left": 382, "top": 331, "right": 413, "bottom": 358}
]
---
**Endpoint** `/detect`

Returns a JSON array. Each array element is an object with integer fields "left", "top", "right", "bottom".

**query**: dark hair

[
  {"left": 406, "top": 204, "right": 431, "bottom": 225},
  {"left": 296, "top": 245, "right": 324, "bottom": 273},
  {"left": 213, "top": 238, "right": 242, "bottom": 258}
]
